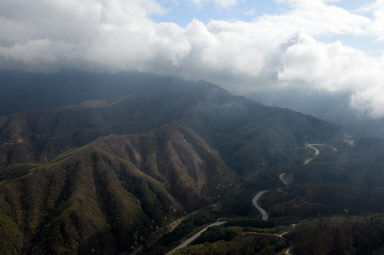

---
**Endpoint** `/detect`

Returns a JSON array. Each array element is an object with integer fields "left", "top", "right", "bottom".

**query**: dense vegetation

[
  {"left": 173, "top": 233, "right": 288, "bottom": 255},
  {"left": 288, "top": 215, "right": 384, "bottom": 255}
]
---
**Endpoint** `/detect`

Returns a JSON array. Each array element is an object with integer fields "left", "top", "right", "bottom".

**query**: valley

[{"left": 252, "top": 142, "right": 326, "bottom": 223}]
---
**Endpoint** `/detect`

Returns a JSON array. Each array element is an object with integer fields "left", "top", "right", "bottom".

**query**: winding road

[
  {"left": 249, "top": 143, "right": 338, "bottom": 254},
  {"left": 252, "top": 144, "right": 329, "bottom": 223},
  {"left": 252, "top": 190, "right": 269, "bottom": 221},
  {"left": 253, "top": 144, "right": 326, "bottom": 221},
  {"left": 166, "top": 220, "right": 227, "bottom": 255},
  {"left": 168, "top": 142, "right": 340, "bottom": 254},
  {"left": 304, "top": 144, "right": 321, "bottom": 165}
]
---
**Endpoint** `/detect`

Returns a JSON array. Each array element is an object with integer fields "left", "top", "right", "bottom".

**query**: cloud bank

[{"left": 1, "top": 0, "right": 384, "bottom": 118}]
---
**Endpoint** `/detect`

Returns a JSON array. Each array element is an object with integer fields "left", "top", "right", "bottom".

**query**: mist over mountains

[{"left": 247, "top": 88, "right": 384, "bottom": 138}]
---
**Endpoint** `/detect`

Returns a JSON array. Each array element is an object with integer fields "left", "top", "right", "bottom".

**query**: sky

[{"left": 1, "top": 0, "right": 384, "bottom": 118}]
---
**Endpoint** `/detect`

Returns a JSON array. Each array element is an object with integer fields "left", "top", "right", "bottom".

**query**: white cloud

[
  {"left": 1, "top": 0, "right": 384, "bottom": 117},
  {"left": 351, "top": 86, "right": 384, "bottom": 118},
  {"left": 277, "top": 32, "right": 384, "bottom": 118},
  {"left": 360, "top": 0, "right": 384, "bottom": 41},
  {"left": 260, "top": 0, "right": 370, "bottom": 36},
  {"left": 190, "top": 0, "right": 238, "bottom": 8},
  {"left": 213, "top": 0, "right": 238, "bottom": 8}
]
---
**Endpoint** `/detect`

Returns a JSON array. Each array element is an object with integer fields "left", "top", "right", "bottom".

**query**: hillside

[
  {"left": 0, "top": 124, "right": 237, "bottom": 254},
  {"left": 287, "top": 215, "right": 384, "bottom": 255}
]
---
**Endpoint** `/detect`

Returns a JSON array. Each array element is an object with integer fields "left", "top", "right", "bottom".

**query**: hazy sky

[{"left": 1, "top": 0, "right": 384, "bottom": 117}]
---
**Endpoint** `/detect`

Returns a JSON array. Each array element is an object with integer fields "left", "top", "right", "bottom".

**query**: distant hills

[{"left": 247, "top": 87, "right": 384, "bottom": 138}]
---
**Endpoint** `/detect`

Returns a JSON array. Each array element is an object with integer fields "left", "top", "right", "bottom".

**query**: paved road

[
  {"left": 245, "top": 231, "right": 294, "bottom": 254},
  {"left": 279, "top": 173, "right": 290, "bottom": 186},
  {"left": 284, "top": 247, "right": 293, "bottom": 255},
  {"left": 252, "top": 191, "right": 269, "bottom": 221},
  {"left": 166, "top": 220, "right": 227, "bottom": 255},
  {"left": 308, "top": 144, "right": 320, "bottom": 156},
  {"left": 304, "top": 144, "right": 322, "bottom": 165}
]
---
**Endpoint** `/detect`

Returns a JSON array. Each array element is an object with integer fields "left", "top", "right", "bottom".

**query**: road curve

[
  {"left": 252, "top": 191, "right": 269, "bottom": 221},
  {"left": 284, "top": 247, "right": 293, "bottom": 255},
  {"left": 279, "top": 173, "right": 290, "bottom": 186},
  {"left": 308, "top": 144, "right": 320, "bottom": 156},
  {"left": 304, "top": 144, "right": 322, "bottom": 165},
  {"left": 166, "top": 221, "right": 227, "bottom": 255}
]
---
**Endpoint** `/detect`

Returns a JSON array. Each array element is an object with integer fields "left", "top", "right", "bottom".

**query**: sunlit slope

[{"left": 0, "top": 124, "right": 235, "bottom": 254}]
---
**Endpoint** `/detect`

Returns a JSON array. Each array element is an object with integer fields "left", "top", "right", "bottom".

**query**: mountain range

[{"left": 1, "top": 71, "right": 384, "bottom": 255}]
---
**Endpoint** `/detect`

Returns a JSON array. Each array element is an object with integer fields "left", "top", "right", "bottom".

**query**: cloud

[
  {"left": 360, "top": 0, "right": 384, "bottom": 41},
  {"left": 351, "top": 86, "right": 384, "bottom": 118},
  {"left": 262, "top": 0, "right": 370, "bottom": 36},
  {"left": 0, "top": 0, "right": 384, "bottom": 118},
  {"left": 213, "top": 0, "right": 238, "bottom": 8},
  {"left": 277, "top": 32, "right": 384, "bottom": 118},
  {"left": 190, "top": 0, "right": 238, "bottom": 8},
  {"left": 0, "top": 39, "right": 76, "bottom": 71}
]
